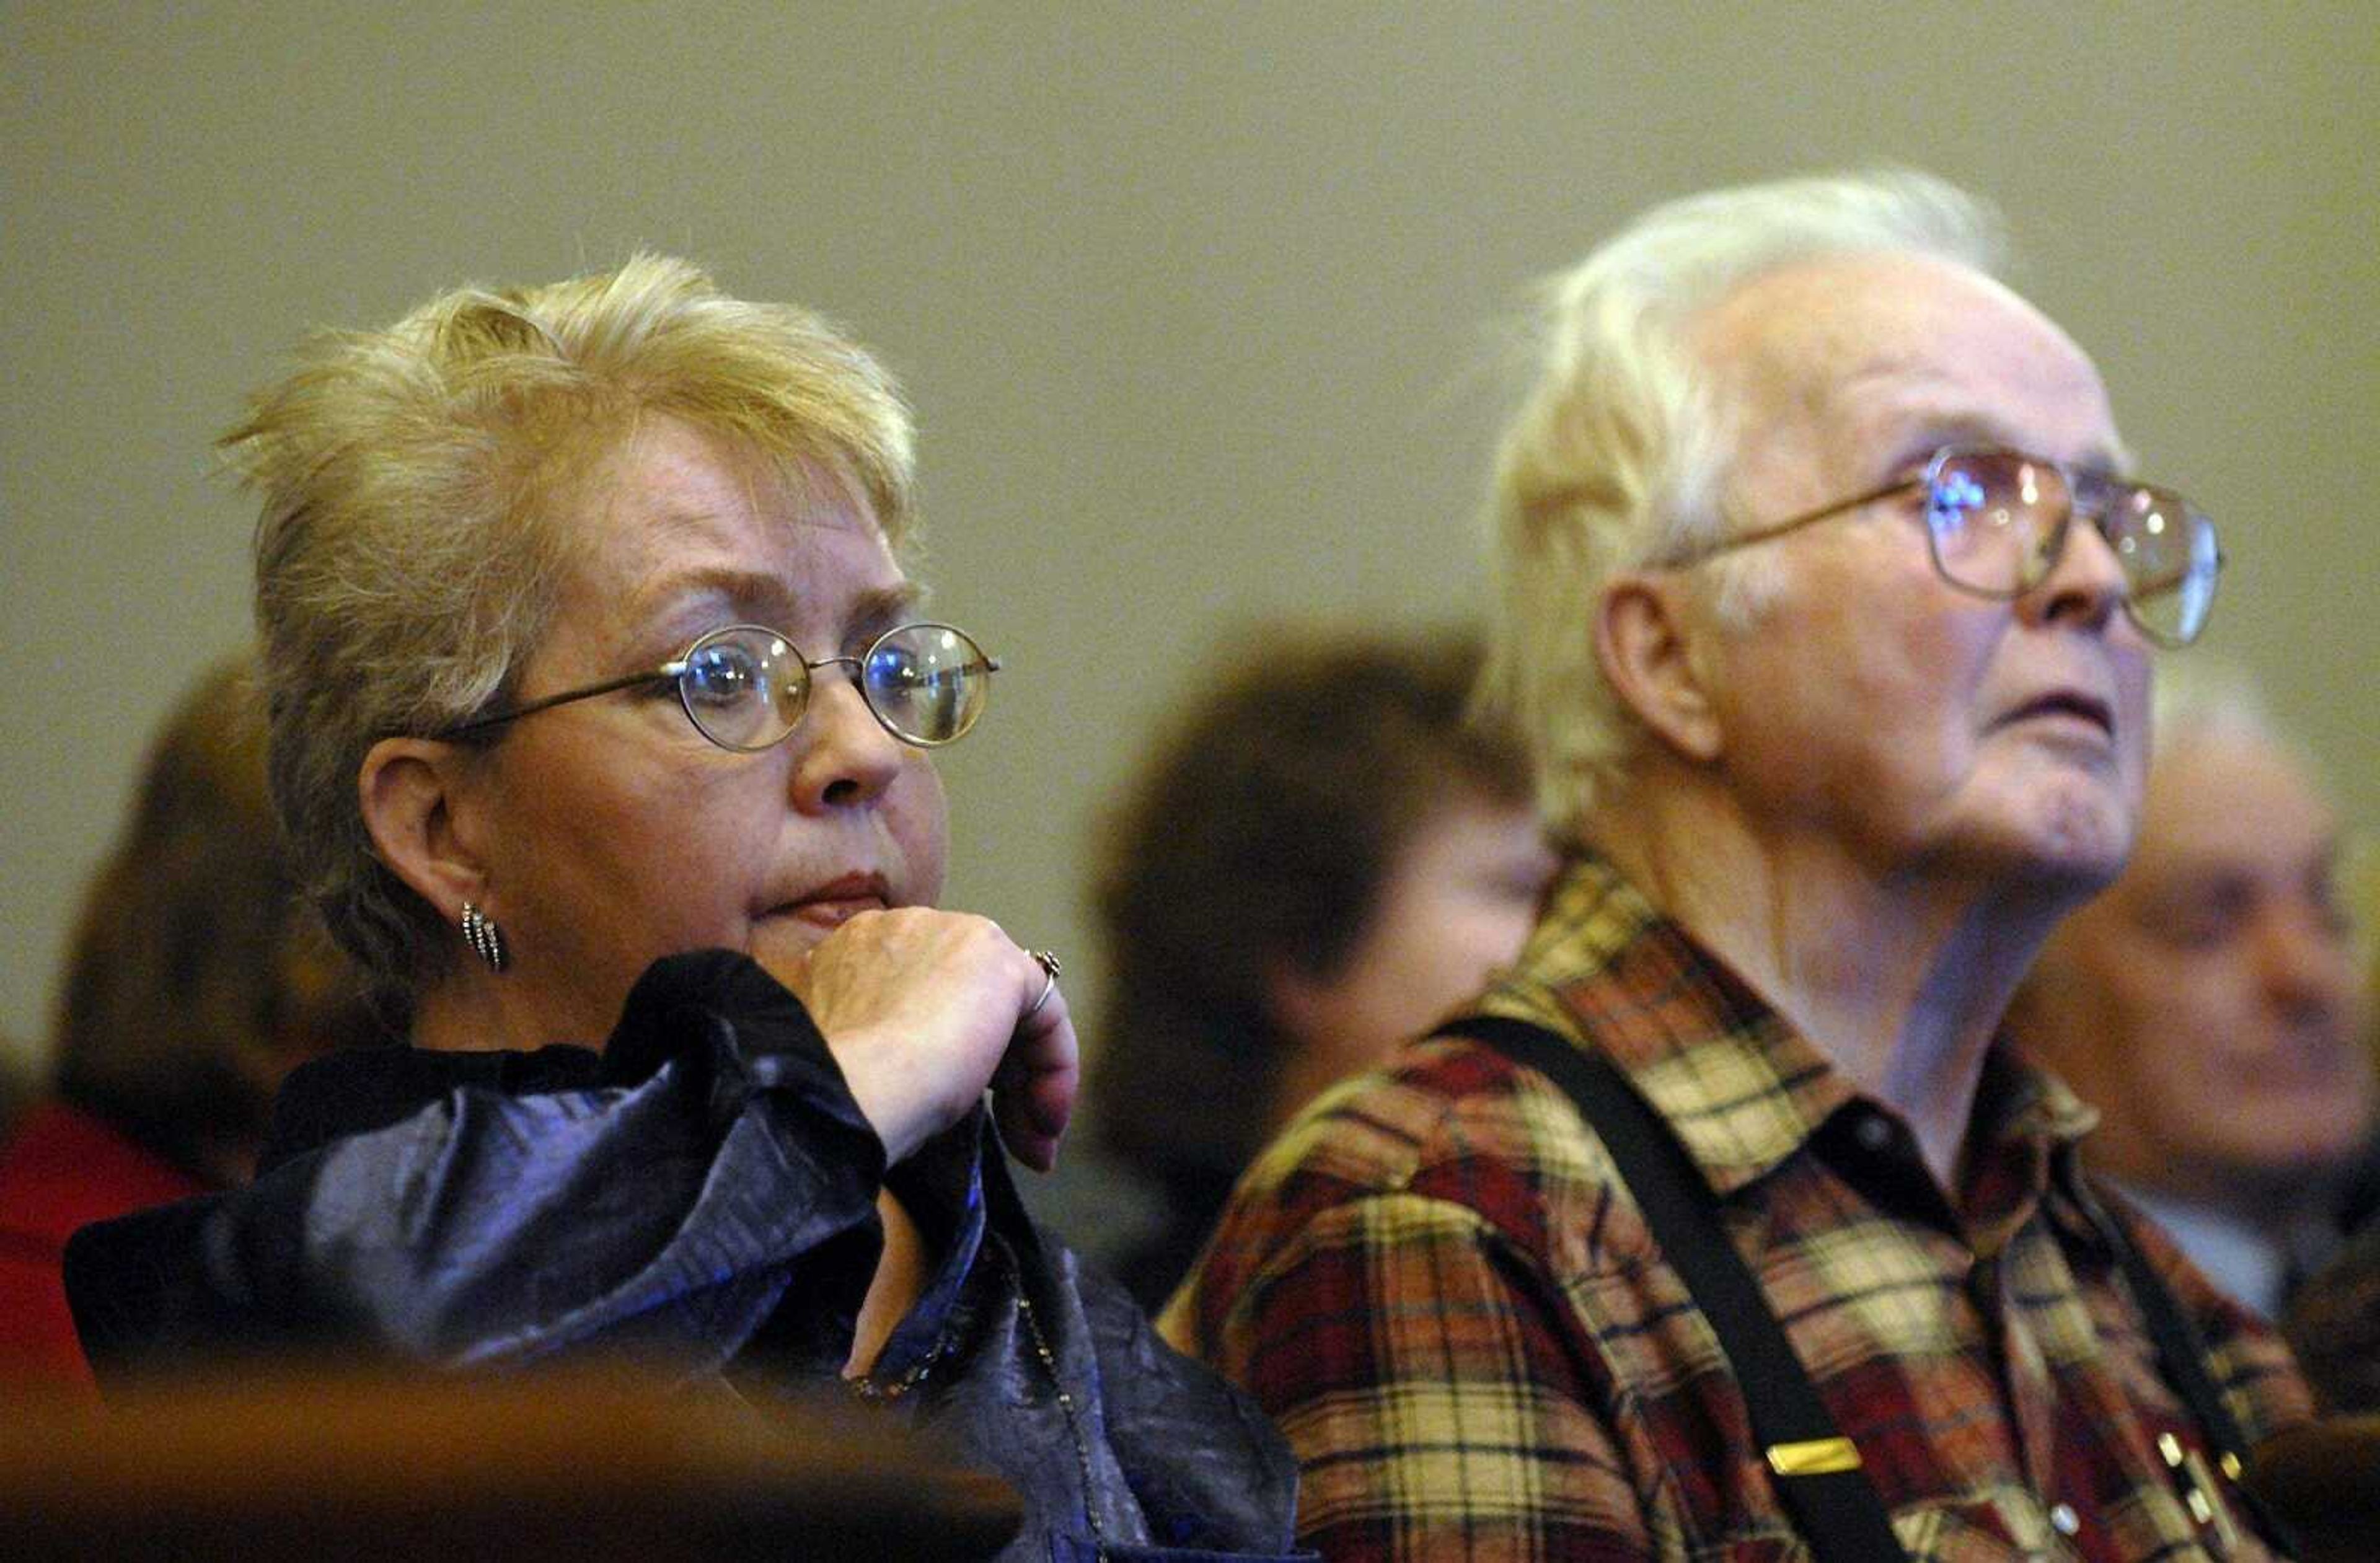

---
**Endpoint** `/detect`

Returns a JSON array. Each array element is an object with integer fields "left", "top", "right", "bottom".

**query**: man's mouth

[{"left": 2003, "top": 689, "right": 2114, "bottom": 737}]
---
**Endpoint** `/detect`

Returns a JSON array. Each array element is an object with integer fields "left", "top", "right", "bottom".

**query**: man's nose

[{"left": 2021, "top": 509, "right": 2130, "bottom": 635}]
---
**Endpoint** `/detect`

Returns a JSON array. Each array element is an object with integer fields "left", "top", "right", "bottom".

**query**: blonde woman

[{"left": 66, "top": 257, "right": 1301, "bottom": 1561}]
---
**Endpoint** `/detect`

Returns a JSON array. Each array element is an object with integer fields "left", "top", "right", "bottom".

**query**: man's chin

[
  {"left": 1978, "top": 790, "right": 2135, "bottom": 902},
  {"left": 1932, "top": 832, "right": 2125, "bottom": 911},
  {"left": 1917, "top": 777, "right": 2136, "bottom": 897}
]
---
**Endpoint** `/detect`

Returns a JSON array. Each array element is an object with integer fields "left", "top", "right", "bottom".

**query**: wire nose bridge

[{"left": 799, "top": 653, "right": 877, "bottom": 725}]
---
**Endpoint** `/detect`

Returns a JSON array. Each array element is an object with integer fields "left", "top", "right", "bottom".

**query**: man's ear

[
  {"left": 358, "top": 736, "right": 490, "bottom": 926},
  {"left": 1594, "top": 573, "right": 1725, "bottom": 764}
]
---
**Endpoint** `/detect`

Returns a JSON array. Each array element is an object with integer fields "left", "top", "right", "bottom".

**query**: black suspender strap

[
  {"left": 2107, "top": 1213, "right": 2299, "bottom": 1554},
  {"left": 1455, "top": 1013, "right": 2302, "bottom": 1560},
  {"left": 1450, "top": 1015, "right": 1909, "bottom": 1562}
]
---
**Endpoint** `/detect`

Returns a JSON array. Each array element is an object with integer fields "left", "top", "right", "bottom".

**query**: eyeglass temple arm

[
  {"left": 1676, "top": 474, "right": 1923, "bottom": 565},
  {"left": 441, "top": 663, "right": 687, "bottom": 738}
]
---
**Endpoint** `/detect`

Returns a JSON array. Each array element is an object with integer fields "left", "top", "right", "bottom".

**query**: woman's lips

[
  {"left": 783, "top": 895, "right": 886, "bottom": 929},
  {"left": 771, "top": 872, "right": 891, "bottom": 929}
]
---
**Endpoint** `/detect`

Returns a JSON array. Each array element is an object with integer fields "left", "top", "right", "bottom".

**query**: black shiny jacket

[{"left": 67, "top": 949, "right": 1307, "bottom": 1561}]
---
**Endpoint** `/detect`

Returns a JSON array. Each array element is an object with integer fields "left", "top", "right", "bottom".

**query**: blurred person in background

[
  {"left": 0, "top": 1048, "right": 30, "bottom": 1138},
  {"left": 0, "top": 653, "right": 379, "bottom": 1394},
  {"left": 2011, "top": 661, "right": 2376, "bottom": 1320},
  {"left": 1086, "top": 628, "right": 1554, "bottom": 1306},
  {"left": 2286, "top": 1219, "right": 2380, "bottom": 1416},
  {"left": 62, "top": 257, "right": 1298, "bottom": 1561},
  {"left": 2281, "top": 840, "right": 2380, "bottom": 1413}
]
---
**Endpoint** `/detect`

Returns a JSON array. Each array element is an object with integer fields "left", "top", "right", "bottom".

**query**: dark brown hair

[
  {"left": 51, "top": 653, "right": 382, "bottom": 1182},
  {"left": 1090, "top": 625, "right": 1530, "bottom": 1188}
]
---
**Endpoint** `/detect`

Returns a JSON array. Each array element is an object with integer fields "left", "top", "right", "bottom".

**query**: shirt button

[
  {"left": 1854, "top": 1112, "right": 1894, "bottom": 1151},
  {"left": 2049, "top": 1502, "right": 2080, "bottom": 1536}
]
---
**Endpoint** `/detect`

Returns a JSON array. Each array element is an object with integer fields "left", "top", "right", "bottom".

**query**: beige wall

[{"left": 4, "top": 2, "right": 2373, "bottom": 1069}]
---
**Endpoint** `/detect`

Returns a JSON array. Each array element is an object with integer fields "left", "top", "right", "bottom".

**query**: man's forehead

[
  {"left": 1694, "top": 250, "right": 2118, "bottom": 467},
  {"left": 1699, "top": 248, "right": 2038, "bottom": 340},
  {"left": 1830, "top": 378, "right": 2131, "bottom": 473}
]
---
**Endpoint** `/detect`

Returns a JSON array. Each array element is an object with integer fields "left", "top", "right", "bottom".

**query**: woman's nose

[{"left": 790, "top": 664, "right": 907, "bottom": 812}]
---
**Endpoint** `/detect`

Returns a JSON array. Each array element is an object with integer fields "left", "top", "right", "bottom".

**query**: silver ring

[{"left": 1023, "top": 949, "right": 1061, "bottom": 1019}]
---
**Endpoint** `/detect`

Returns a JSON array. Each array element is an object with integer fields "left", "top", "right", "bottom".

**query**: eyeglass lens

[
  {"left": 677, "top": 623, "right": 994, "bottom": 751},
  {"left": 1923, "top": 449, "right": 2219, "bottom": 645},
  {"left": 861, "top": 623, "right": 994, "bottom": 745}
]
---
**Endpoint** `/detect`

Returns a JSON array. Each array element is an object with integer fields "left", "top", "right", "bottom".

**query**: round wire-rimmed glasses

[
  {"left": 1681, "top": 444, "right": 2224, "bottom": 647},
  {"left": 442, "top": 620, "right": 1002, "bottom": 751}
]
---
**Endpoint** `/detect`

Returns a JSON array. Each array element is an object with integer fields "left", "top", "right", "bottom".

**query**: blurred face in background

[
  {"left": 2014, "top": 722, "right": 2372, "bottom": 1205},
  {"left": 1267, "top": 788, "right": 1556, "bottom": 1118}
]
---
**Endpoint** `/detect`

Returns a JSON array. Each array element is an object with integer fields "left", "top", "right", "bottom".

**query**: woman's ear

[
  {"left": 358, "top": 736, "right": 488, "bottom": 925},
  {"left": 1593, "top": 573, "right": 1725, "bottom": 764}
]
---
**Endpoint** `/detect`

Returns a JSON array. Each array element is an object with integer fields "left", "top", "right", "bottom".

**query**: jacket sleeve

[{"left": 66, "top": 949, "right": 888, "bottom": 1385}]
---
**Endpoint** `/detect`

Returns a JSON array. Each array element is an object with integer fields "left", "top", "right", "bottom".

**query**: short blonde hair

[
  {"left": 1473, "top": 170, "right": 2006, "bottom": 842},
  {"left": 228, "top": 254, "right": 916, "bottom": 1002}
]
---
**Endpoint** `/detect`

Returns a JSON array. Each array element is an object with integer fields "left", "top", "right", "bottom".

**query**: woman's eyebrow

[
  {"left": 624, "top": 570, "right": 925, "bottom": 652},
  {"left": 849, "top": 582, "right": 927, "bottom": 631},
  {"left": 628, "top": 565, "right": 796, "bottom": 623}
]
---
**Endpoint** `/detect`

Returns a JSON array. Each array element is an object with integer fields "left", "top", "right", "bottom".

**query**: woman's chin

[{"left": 746, "top": 910, "right": 843, "bottom": 967}]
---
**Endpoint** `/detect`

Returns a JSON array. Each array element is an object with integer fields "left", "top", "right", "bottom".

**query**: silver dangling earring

[{"left": 460, "top": 901, "right": 508, "bottom": 973}]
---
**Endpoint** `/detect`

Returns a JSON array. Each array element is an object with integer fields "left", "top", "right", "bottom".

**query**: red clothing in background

[{"left": 0, "top": 1101, "right": 207, "bottom": 1395}]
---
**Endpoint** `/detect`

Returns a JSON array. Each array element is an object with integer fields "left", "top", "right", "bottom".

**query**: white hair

[{"left": 1474, "top": 169, "right": 2009, "bottom": 842}]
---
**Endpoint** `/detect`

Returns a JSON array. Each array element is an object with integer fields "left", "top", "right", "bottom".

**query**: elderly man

[
  {"left": 2010, "top": 664, "right": 2375, "bottom": 1320},
  {"left": 1166, "top": 171, "right": 2307, "bottom": 1560}
]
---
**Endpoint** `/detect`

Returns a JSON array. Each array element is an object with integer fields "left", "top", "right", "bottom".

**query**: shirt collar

[{"left": 1479, "top": 853, "right": 2099, "bottom": 1207}]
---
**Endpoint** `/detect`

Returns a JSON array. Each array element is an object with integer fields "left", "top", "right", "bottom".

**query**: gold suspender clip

[
  {"left": 2159, "top": 1432, "right": 2243, "bottom": 1554},
  {"left": 1766, "top": 1437, "right": 1864, "bottom": 1477}
]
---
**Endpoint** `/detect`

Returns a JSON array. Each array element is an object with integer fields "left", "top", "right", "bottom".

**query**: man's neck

[{"left": 1590, "top": 782, "right": 2071, "bottom": 1194}]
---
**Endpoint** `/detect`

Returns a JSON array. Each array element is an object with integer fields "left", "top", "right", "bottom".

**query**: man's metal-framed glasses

[
  {"left": 442, "top": 621, "right": 1002, "bottom": 751},
  {"left": 1686, "top": 444, "right": 2224, "bottom": 647}
]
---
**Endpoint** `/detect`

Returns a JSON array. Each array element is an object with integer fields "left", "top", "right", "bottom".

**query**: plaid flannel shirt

[{"left": 1163, "top": 855, "right": 2309, "bottom": 1561}]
